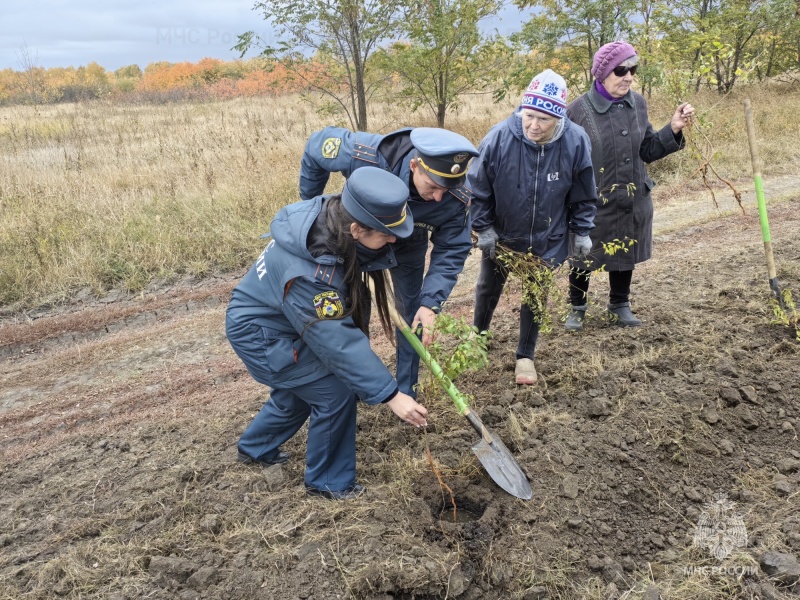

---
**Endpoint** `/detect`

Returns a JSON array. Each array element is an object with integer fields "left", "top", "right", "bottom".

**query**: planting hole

[{"left": 437, "top": 498, "right": 485, "bottom": 523}]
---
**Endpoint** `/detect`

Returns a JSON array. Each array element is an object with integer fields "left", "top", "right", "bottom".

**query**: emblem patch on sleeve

[
  {"left": 321, "top": 137, "right": 342, "bottom": 159},
  {"left": 314, "top": 291, "right": 344, "bottom": 319}
]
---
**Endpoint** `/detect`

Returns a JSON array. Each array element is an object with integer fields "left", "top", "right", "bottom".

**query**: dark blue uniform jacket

[
  {"left": 299, "top": 126, "right": 471, "bottom": 312},
  {"left": 226, "top": 197, "right": 398, "bottom": 405}
]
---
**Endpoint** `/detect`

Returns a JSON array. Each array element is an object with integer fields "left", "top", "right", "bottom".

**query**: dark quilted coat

[{"left": 566, "top": 85, "right": 684, "bottom": 271}]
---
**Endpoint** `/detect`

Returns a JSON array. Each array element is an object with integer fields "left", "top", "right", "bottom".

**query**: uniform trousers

[
  {"left": 390, "top": 230, "right": 429, "bottom": 398},
  {"left": 238, "top": 373, "right": 358, "bottom": 493}
]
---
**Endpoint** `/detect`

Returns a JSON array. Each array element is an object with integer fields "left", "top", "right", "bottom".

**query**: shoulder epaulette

[
  {"left": 353, "top": 141, "right": 379, "bottom": 166},
  {"left": 312, "top": 264, "right": 339, "bottom": 286},
  {"left": 448, "top": 185, "right": 471, "bottom": 206}
]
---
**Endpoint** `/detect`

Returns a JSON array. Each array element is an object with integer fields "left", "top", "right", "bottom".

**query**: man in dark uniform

[{"left": 299, "top": 126, "right": 479, "bottom": 398}]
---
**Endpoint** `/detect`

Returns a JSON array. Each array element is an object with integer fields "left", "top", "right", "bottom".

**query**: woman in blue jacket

[
  {"left": 468, "top": 69, "right": 598, "bottom": 386},
  {"left": 226, "top": 167, "right": 428, "bottom": 500}
]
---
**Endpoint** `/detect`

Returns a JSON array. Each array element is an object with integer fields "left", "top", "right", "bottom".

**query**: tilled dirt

[{"left": 1, "top": 185, "right": 799, "bottom": 600}]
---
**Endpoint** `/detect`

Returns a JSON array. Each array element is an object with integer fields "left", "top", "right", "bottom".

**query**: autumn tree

[
  {"left": 657, "top": 0, "right": 798, "bottom": 93},
  {"left": 0, "top": 69, "right": 14, "bottom": 104},
  {"left": 756, "top": 0, "right": 800, "bottom": 79},
  {"left": 115, "top": 64, "right": 143, "bottom": 79},
  {"left": 513, "top": 0, "right": 637, "bottom": 87},
  {"left": 237, "top": 0, "right": 403, "bottom": 130},
  {"left": 113, "top": 64, "right": 143, "bottom": 93},
  {"left": 14, "top": 44, "right": 57, "bottom": 104},
  {"left": 376, "top": 0, "right": 510, "bottom": 127}
]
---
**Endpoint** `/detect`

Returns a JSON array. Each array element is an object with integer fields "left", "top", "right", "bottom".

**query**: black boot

[
  {"left": 607, "top": 302, "right": 641, "bottom": 327},
  {"left": 237, "top": 448, "right": 290, "bottom": 466},
  {"left": 565, "top": 304, "right": 587, "bottom": 331}
]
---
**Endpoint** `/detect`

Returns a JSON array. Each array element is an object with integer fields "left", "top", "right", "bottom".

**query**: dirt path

[{"left": 1, "top": 181, "right": 799, "bottom": 599}]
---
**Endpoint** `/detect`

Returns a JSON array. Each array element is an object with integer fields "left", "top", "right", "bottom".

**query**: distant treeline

[{"left": 0, "top": 58, "right": 323, "bottom": 105}]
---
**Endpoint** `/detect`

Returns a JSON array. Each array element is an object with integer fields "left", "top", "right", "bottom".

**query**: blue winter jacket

[
  {"left": 468, "top": 112, "right": 597, "bottom": 264},
  {"left": 225, "top": 197, "right": 398, "bottom": 405},
  {"left": 299, "top": 126, "right": 472, "bottom": 312}
]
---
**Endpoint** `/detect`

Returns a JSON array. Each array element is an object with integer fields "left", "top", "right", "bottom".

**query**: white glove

[{"left": 571, "top": 234, "right": 592, "bottom": 258}]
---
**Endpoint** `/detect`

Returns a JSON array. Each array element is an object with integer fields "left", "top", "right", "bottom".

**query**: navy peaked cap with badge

[
  {"left": 342, "top": 166, "right": 414, "bottom": 238},
  {"left": 410, "top": 128, "right": 479, "bottom": 189}
]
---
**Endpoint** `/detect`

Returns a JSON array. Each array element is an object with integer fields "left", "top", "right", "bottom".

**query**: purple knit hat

[{"left": 591, "top": 41, "right": 637, "bottom": 82}]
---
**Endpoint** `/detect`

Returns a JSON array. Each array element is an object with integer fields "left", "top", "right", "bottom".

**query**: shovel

[
  {"left": 743, "top": 98, "right": 786, "bottom": 310},
  {"left": 370, "top": 279, "right": 533, "bottom": 500}
]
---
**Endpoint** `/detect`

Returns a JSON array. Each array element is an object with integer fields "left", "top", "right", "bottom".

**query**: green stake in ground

[
  {"left": 370, "top": 280, "right": 533, "bottom": 500},
  {"left": 743, "top": 98, "right": 786, "bottom": 311}
]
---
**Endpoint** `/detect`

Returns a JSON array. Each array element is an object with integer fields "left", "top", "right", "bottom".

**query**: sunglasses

[{"left": 612, "top": 65, "right": 638, "bottom": 77}]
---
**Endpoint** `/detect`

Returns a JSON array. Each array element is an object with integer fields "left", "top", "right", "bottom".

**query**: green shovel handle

[
  {"left": 744, "top": 98, "right": 777, "bottom": 278},
  {"left": 366, "top": 276, "right": 471, "bottom": 414},
  {"left": 395, "top": 314, "right": 470, "bottom": 415}
]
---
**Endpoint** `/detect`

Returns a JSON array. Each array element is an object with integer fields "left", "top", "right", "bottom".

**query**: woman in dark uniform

[{"left": 226, "top": 167, "right": 428, "bottom": 500}]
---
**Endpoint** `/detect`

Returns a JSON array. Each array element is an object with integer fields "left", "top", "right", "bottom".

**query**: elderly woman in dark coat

[{"left": 565, "top": 41, "right": 695, "bottom": 330}]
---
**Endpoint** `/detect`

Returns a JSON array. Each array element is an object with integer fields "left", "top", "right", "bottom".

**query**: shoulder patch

[
  {"left": 314, "top": 291, "right": 344, "bottom": 319},
  {"left": 321, "top": 137, "right": 342, "bottom": 159}
]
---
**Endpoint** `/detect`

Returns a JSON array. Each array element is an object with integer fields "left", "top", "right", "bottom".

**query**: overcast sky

[{"left": 2, "top": 0, "right": 530, "bottom": 72}]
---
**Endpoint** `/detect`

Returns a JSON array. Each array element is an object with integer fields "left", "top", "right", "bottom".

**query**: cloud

[
  {"left": 1, "top": 0, "right": 260, "bottom": 70},
  {"left": 0, "top": 0, "right": 529, "bottom": 72}
]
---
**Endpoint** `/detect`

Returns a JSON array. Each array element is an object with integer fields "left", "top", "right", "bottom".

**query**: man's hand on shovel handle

[
  {"left": 387, "top": 393, "right": 428, "bottom": 428},
  {"left": 411, "top": 306, "right": 437, "bottom": 346}
]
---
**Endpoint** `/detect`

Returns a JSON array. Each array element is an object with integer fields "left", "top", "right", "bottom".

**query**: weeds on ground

[{"left": 770, "top": 289, "right": 800, "bottom": 341}]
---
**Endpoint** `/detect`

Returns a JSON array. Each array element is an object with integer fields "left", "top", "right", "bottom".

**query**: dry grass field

[
  {"left": 0, "top": 92, "right": 511, "bottom": 309},
  {"left": 2, "top": 84, "right": 799, "bottom": 310},
  {"left": 1, "top": 85, "right": 800, "bottom": 600}
]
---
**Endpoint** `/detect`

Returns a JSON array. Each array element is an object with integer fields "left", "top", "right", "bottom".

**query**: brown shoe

[{"left": 515, "top": 358, "right": 538, "bottom": 385}]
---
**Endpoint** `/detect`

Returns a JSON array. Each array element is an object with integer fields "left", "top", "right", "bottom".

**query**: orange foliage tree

[{"left": 0, "top": 56, "right": 324, "bottom": 105}]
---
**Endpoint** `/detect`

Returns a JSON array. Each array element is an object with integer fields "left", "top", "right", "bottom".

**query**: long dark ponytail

[{"left": 326, "top": 196, "right": 395, "bottom": 341}]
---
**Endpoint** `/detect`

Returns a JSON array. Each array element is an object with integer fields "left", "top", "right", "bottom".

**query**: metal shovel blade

[
  {"left": 467, "top": 411, "right": 533, "bottom": 500},
  {"left": 472, "top": 437, "right": 533, "bottom": 500}
]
